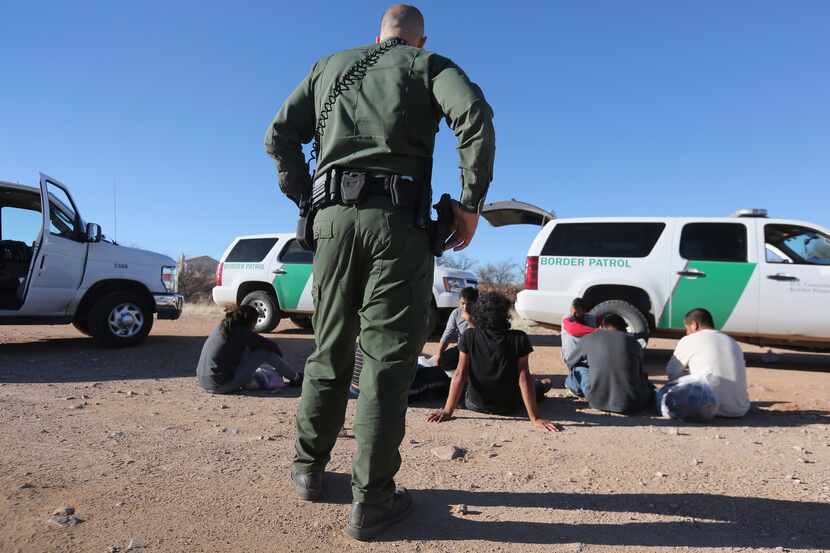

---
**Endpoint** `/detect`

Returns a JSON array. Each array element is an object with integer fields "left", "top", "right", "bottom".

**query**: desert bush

[
  {"left": 477, "top": 260, "right": 522, "bottom": 301},
  {"left": 178, "top": 264, "right": 215, "bottom": 303}
]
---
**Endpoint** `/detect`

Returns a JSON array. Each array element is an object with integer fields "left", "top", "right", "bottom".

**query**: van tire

[
  {"left": 290, "top": 316, "right": 313, "bottom": 330},
  {"left": 589, "top": 300, "right": 650, "bottom": 344},
  {"left": 88, "top": 291, "right": 154, "bottom": 347},
  {"left": 242, "top": 290, "right": 280, "bottom": 333}
]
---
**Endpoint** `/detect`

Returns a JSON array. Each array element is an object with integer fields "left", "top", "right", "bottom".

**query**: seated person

[
  {"left": 563, "top": 314, "right": 654, "bottom": 415},
  {"left": 561, "top": 297, "right": 600, "bottom": 396},
  {"left": 197, "top": 305, "right": 302, "bottom": 394},
  {"left": 426, "top": 292, "right": 560, "bottom": 432},
  {"left": 433, "top": 286, "right": 478, "bottom": 373},
  {"left": 350, "top": 344, "right": 450, "bottom": 403},
  {"left": 659, "top": 308, "right": 750, "bottom": 419}
]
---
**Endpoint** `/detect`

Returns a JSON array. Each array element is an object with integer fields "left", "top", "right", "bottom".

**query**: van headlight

[
  {"left": 161, "top": 266, "right": 178, "bottom": 292},
  {"left": 443, "top": 277, "right": 465, "bottom": 293}
]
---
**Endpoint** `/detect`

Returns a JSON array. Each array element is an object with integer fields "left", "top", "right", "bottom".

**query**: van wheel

[
  {"left": 88, "top": 291, "right": 154, "bottom": 347},
  {"left": 290, "top": 316, "right": 313, "bottom": 330},
  {"left": 590, "top": 300, "right": 650, "bottom": 346},
  {"left": 242, "top": 290, "right": 280, "bottom": 333}
]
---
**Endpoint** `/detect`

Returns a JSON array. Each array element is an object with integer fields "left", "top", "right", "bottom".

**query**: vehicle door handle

[
  {"left": 677, "top": 270, "right": 706, "bottom": 278},
  {"left": 272, "top": 269, "right": 286, "bottom": 275},
  {"left": 767, "top": 274, "right": 799, "bottom": 282}
]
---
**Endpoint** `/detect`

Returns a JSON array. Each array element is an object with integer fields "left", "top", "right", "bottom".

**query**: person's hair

[
  {"left": 601, "top": 313, "right": 627, "bottom": 331},
  {"left": 470, "top": 291, "right": 512, "bottom": 331},
  {"left": 221, "top": 304, "right": 259, "bottom": 338},
  {"left": 460, "top": 287, "right": 479, "bottom": 303},
  {"left": 380, "top": 4, "right": 424, "bottom": 43},
  {"left": 684, "top": 308, "right": 715, "bottom": 329},
  {"left": 572, "top": 297, "right": 588, "bottom": 311}
]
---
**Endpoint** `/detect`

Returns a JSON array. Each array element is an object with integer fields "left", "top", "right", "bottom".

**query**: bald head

[{"left": 378, "top": 4, "right": 426, "bottom": 48}]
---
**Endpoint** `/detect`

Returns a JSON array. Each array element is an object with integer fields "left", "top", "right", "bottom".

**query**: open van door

[
  {"left": 21, "top": 174, "right": 88, "bottom": 316},
  {"left": 481, "top": 200, "right": 555, "bottom": 227}
]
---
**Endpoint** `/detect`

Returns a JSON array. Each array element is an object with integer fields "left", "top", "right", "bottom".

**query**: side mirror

[{"left": 85, "top": 223, "right": 102, "bottom": 243}]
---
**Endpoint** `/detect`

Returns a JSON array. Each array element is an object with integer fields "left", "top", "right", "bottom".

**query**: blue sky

[{"left": 2, "top": 1, "right": 828, "bottom": 271}]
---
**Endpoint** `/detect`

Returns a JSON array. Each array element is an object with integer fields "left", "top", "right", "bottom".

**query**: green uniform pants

[{"left": 293, "top": 196, "right": 433, "bottom": 504}]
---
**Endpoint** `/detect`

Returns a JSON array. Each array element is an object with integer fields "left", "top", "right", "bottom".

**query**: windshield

[{"left": 765, "top": 224, "right": 830, "bottom": 266}]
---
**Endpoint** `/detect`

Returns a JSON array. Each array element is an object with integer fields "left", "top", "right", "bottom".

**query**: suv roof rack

[{"left": 732, "top": 208, "right": 768, "bottom": 218}]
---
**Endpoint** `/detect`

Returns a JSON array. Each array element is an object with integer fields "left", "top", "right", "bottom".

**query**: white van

[
  {"left": 0, "top": 174, "right": 183, "bottom": 346},
  {"left": 212, "top": 233, "right": 478, "bottom": 333},
  {"left": 483, "top": 202, "right": 830, "bottom": 350}
]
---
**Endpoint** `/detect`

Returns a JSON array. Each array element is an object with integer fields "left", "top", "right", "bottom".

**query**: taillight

[
  {"left": 215, "top": 262, "right": 224, "bottom": 286},
  {"left": 524, "top": 256, "right": 539, "bottom": 290}
]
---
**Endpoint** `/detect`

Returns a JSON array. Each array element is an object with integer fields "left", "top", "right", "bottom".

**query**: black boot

[
  {"left": 290, "top": 471, "right": 323, "bottom": 501},
  {"left": 345, "top": 488, "right": 412, "bottom": 541}
]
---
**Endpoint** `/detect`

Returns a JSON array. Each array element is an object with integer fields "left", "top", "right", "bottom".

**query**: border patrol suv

[
  {"left": 212, "top": 233, "right": 478, "bottom": 333},
  {"left": 483, "top": 202, "right": 830, "bottom": 350},
  {"left": 0, "top": 174, "right": 183, "bottom": 346}
]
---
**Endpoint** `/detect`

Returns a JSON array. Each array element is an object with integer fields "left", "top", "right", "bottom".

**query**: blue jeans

[{"left": 564, "top": 366, "right": 590, "bottom": 397}]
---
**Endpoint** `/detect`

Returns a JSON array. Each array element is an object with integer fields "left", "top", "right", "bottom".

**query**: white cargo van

[
  {"left": 212, "top": 233, "right": 478, "bottom": 333},
  {"left": 0, "top": 174, "right": 183, "bottom": 346},
  {"left": 483, "top": 202, "right": 830, "bottom": 350}
]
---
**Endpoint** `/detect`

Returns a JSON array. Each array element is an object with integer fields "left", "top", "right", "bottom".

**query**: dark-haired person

[
  {"left": 196, "top": 305, "right": 302, "bottom": 394},
  {"left": 426, "top": 292, "right": 560, "bottom": 432},
  {"left": 660, "top": 308, "right": 750, "bottom": 419},
  {"left": 433, "top": 286, "right": 478, "bottom": 373},
  {"left": 563, "top": 314, "right": 654, "bottom": 414},
  {"left": 561, "top": 297, "right": 599, "bottom": 397}
]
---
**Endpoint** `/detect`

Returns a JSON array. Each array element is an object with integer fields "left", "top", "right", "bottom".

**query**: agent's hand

[
  {"left": 532, "top": 418, "right": 563, "bottom": 432},
  {"left": 427, "top": 410, "right": 453, "bottom": 423},
  {"left": 446, "top": 204, "right": 480, "bottom": 252}
]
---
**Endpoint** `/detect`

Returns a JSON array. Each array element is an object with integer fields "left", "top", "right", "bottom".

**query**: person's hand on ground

[
  {"left": 532, "top": 418, "right": 563, "bottom": 432},
  {"left": 427, "top": 410, "right": 453, "bottom": 423},
  {"left": 446, "top": 203, "right": 480, "bottom": 252}
]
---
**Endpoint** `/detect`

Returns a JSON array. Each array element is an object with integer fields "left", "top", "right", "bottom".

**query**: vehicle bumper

[
  {"left": 212, "top": 286, "right": 236, "bottom": 306},
  {"left": 515, "top": 290, "right": 569, "bottom": 326},
  {"left": 154, "top": 293, "right": 184, "bottom": 320},
  {"left": 434, "top": 291, "right": 460, "bottom": 310}
]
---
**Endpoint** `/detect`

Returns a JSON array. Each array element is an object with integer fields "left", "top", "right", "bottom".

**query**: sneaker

[
  {"left": 290, "top": 471, "right": 323, "bottom": 501},
  {"left": 345, "top": 488, "right": 412, "bottom": 541}
]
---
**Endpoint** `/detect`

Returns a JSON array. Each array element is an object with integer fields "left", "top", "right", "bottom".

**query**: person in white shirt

[{"left": 661, "top": 308, "right": 751, "bottom": 419}]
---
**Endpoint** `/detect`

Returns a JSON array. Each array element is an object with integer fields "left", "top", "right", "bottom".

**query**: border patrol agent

[{"left": 264, "top": 4, "right": 495, "bottom": 540}]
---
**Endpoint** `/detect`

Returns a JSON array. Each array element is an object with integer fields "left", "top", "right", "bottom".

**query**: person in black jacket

[{"left": 197, "top": 305, "right": 302, "bottom": 394}]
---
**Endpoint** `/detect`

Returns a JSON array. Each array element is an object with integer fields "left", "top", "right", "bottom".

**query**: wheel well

[
  {"left": 75, "top": 280, "right": 154, "bottom": 324},
  {"left": 236, "top": 281, "right": 279, "bottom": 309},
  {"left": 582, "top": 285, "right": 655, "bottom": 329}
]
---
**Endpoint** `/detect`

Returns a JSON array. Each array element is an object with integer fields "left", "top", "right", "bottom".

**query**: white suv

[
  {"left": 0, "top": 174, "right": 183, "bottom": 346},
  {"left": 212, "top": 233, "right": 477, "bottom": 333},
  {"left": 483, "top": 202, "right": 830, "bottom": 350}
]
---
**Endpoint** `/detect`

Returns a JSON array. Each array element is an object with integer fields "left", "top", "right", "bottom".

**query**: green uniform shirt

[{"left": 264, "top": 43, "right": 495, "bottom": 212}]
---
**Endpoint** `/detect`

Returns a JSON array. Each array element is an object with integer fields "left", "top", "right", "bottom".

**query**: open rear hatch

[{"left": 481, "top": 199, "right": 555, "bottom": 227}]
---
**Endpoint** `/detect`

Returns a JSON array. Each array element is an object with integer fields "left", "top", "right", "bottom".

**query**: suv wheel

[
  {"left": 590, "top": 299, "right": 650, "bottom": 345},
  {"left": 242, "top": 290, "right": 280, "bottom": 333},
  {"left": 88, "top": 291, "right": 154, "bottom": 347},
  {"left": 72, "top": 318, "right": 92, "bottom": 337}
]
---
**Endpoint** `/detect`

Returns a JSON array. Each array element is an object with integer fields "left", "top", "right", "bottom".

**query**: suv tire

[
  {"left": 72, "top": 318, "right": 92, "bottom": 337},
  {"left": 590, "top": 299, "right": 650, "bottom": 344},
  {"left": 242, "top": 290, "right": 280, "bottom": 333},
  {"left": 88, "top": 291, "right": 154, "bottom": 347}
]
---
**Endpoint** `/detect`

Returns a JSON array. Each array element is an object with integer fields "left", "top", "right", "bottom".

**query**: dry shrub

[{"left": 178, "top": 265, "right": 215, "bottom": 303}]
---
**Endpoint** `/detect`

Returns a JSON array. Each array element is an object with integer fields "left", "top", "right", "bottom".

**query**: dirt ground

[{"left": 1, "top": 307, "right": 829, "bottom": 553}]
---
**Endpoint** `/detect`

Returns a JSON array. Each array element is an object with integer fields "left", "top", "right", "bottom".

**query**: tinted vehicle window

[
  {"left": 680, "top": 223, "right": 747, "bottom": 262},
  {"left": 765, "top": 224, "right": 830, "bottom": 266},
  {"left": 225, "top": 238, "right": 278, "bottom": 262},
  {"left": 542, "top": 223, "right": 666, "bottom": 258},
  {"left": 279, "top": 239, "right": 314, "bottom": 264}
]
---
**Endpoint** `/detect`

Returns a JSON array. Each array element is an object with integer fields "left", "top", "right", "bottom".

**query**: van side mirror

[{"left": 85, "top": 223, "right": 102, "bottom": 243}]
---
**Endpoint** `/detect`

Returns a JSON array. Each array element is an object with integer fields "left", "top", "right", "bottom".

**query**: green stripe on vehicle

[
  {"left": 659, "top": 261, "right": 757, "bottom": 330},
  {"left": 273, "top": 264, "right": 313, "bottom": 311}
]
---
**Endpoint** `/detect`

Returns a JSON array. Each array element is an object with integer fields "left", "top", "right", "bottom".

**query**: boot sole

[{"left": 344, "top": 499, "right": 413, "bottom": 541}]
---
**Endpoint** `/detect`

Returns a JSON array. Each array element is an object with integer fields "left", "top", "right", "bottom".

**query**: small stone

[
  {"left": 431, "top": 446, "right": 465, "bottom": 461},
  {"left": 229, "top": 428, "right": 240, "bottom": 435},
  {"left": 48, "top": 515, "right": 83, "bottom": 527},
  {"left": 108, "top": 546, "right": 121, "bottom": 553},
  {"left": 64, "top": 396, "right": 76, "bottom": 401},
  {"left": 220, "top": 404, "right": 229, "bottom": 409},
  {"left": 257, "top": 435, "right": 265, "bottom": 440},
  {"left": 488, "top": 453, "right": 498, "bottom": 458},
  {"left": 109, "top": 431, "right": 126, "bottom": 440},
  {"left": 655, "top": 472, "right": 667, "bottom": 478},
  {"left": 52, "top": 506, "right": 75, "bottom": 516},
  {"left": 126, "top": 537, "right": 144, "bottom": 550},
  {"left": 69, "top": 403, "right": 85, "bottom": 410},
  {"left": 794, "top": 445, "right": 804, "bottom": 452},
  {"left": 714, "top": 434, "right": 725, "bottom": 440},
  {"left": 691, "top": 458, "right": 702, "bottom": 466},
  {"left": 126, "top": 391, "right": 136, "bottom": 397},
  {"left": 450, "top": 504, "right": 468, "bottom": 516}
]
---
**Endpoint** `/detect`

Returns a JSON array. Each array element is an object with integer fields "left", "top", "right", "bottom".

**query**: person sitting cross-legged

[
  {"left": 426, "top": 292, "right": 561, "bottom": 432},
  {"left": 561, "top": 297, "right": 600, "bottom": 397},
  {"left": 658, "top": 308, "right": 750, "bottom": 421},
  {"left": 563, "top": 314, "right": 654, "bottom": 415}
]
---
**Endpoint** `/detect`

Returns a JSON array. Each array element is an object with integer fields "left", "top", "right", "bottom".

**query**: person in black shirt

[
  {"left": 427, "top": 292, "right": 560, "bottom": 432},
  {"left": 197, "top": 305, "right": 302, "bottom": 394}
]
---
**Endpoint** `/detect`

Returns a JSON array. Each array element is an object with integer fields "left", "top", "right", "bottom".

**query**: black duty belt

[{"left": 311, "top": 168, "right": 421, "bottom": 210}]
